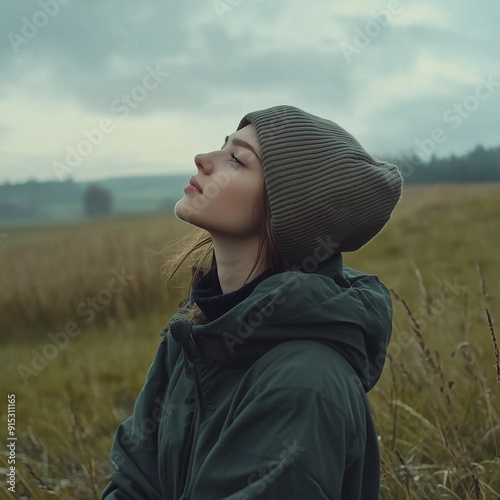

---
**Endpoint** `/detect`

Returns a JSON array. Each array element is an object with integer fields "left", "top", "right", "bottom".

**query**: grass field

[{"left": 1, "top": 184, "right": 499, "bottom": 499}]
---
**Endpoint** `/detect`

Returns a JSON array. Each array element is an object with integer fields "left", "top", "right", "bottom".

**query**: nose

[{"left": 194, "top": 152, "right": 213, "bottom": 173}]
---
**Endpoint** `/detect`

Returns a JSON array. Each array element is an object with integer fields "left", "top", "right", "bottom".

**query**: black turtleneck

[{"left": 192, "top": 267, "right": 277, "bottom": 323}]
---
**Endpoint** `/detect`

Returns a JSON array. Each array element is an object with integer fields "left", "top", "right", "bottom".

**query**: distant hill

[{"left": 0, "top": 174, "right": 190, "bottom": 227}]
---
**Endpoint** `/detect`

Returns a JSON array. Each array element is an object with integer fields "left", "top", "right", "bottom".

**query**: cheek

[
  {"left": 226, "top": 182, "right": 257, "bottom": 205},
  {"left": 211, "top": 178, "right": 260, "bottom": 212}
]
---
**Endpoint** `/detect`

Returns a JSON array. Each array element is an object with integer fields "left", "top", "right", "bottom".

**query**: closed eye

[
  {"left": 222, "top": 134, "right": 261, "bottom": 163},
  {"left": 230, "top": 153, "right": 245, "bottom": 166}
]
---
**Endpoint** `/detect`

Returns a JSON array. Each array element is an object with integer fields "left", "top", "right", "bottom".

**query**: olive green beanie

[{"left": 236, "top": 105, "right": 403, "bottom": 267}]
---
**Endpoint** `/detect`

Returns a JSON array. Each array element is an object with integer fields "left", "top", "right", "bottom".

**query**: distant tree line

[
  {"left": 385, "top": 145, "right": 500, "bottom": 184},
  {"left": 0, "top": 179, "right": 113, "bottom": 219},
  {"left": 0, "top": 178, "right": 83, "bottom": 204}
]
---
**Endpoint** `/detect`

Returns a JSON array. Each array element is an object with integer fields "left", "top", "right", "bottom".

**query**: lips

[{"left": 189, "top": 176, "right": 203, "bottom": 193}]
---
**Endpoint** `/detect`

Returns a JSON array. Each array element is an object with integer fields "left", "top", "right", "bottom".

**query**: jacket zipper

[{"left": 178, "top": 333, "right": 204, "bottom": 499}]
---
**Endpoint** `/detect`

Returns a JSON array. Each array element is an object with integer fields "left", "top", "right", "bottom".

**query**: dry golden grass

[
  {"left": 1, "top": 184, "right": 499, "bottom": 499},
  {"left": 0, "top": 213, "right": 192, "bottom": 338}
]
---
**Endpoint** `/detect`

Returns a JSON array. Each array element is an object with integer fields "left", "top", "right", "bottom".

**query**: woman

[{"left": 101, "top": 105, "right": 403, "bottom": 499}]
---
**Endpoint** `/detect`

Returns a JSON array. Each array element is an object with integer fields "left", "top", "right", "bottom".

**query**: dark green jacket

[{"left": 101, "top": 253, "right": 392, "bottom": 499}]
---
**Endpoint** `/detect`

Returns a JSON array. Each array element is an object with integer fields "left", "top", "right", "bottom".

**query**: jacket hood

[{"left": 167, "top": 253, "right": 392, "bottom": 392}]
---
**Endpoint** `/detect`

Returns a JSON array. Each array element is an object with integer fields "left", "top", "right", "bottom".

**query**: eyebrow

[{"left": 223, "top": 135, "right": 261, "bottom": 162}]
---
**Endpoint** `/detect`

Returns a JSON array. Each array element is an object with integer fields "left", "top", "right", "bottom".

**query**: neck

[{"left": 210, "top": 232, "right": 268, "bottom": 294}]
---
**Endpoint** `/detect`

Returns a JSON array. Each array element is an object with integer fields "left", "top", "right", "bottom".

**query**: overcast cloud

[{"left": 0, "top": 0, "right": 499, "bottom": 182}]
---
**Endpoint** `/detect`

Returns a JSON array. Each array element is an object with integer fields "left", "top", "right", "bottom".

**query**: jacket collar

[{"left": 167, "top": 253, "right": 392, "bottom": 392}]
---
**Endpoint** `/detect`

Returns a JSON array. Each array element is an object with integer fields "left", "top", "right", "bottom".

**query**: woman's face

[{"left": 175, "top": 124, "right": 265, "bottom": 238}]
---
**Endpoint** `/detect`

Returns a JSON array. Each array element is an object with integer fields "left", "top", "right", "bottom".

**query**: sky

[{"left": 0, "top": 0, "right": 499, "bottom": 183}]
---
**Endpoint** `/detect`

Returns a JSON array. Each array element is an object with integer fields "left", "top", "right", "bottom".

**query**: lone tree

[{"left": 83, "top": 184, "right": 113, "bottom": 217}]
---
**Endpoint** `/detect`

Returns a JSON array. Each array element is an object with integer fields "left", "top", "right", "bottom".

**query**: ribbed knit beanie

[{"left": 236, "top": 105, "right": 403, "bottom": 267}]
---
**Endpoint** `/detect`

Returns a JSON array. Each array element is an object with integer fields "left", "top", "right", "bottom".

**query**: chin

[
  {"left": 173, "top": 199, "right": 183, "bottom": 219},
  {"left": 174, "top": 199, "right": 191, "bottom": 222},
  {"left": 174, "top": 199, "right": 203, "bottom": 227}
]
